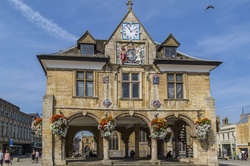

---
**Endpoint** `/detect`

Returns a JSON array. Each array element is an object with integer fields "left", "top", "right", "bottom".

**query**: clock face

[{"left": 122, "top": 23, "right": 140, "bottom": 40}]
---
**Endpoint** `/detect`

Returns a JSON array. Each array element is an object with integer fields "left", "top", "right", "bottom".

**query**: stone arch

[
  {"left": 113, "top": 112, "right": 151, "bottom": 159},
  {"left": 65, "top": 111, "right": 101, "bottom": 158},
  {"left": 165, "top": 113, "right": 196, "bottom": 136},
  {"left": 114, "top": 112, "right": 151, "bottom": 126},
  {"left": 68, "top": 111, "right": 100, "bottom": 123}
]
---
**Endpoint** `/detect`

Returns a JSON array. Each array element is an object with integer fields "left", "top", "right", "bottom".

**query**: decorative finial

[{"left": 126, "top": 0, "right": 133, "bottom": 10}]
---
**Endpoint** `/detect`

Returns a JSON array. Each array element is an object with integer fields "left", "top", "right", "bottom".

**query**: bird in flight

[{"left": 206, "top": 5, "right": 215, "bottom": 12}]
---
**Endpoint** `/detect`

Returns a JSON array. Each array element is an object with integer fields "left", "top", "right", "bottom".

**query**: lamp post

[{"left": 7, "top": 129, "right": 13, "bottom": 155}]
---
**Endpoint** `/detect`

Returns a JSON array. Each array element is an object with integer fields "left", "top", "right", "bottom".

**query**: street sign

[{"left": 9, "top": 139, "right": 13, "bottom": 146}]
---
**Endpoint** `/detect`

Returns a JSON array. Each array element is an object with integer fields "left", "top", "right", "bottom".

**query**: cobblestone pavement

[
  {"left": 218, "top": 158, "right": 250, "bottom": 166},
  {"left": 12, "top": 156, "right": 41, "bottom": 166},
  {"left": 10, "top": 157, "right": 249, "bottom": 166}
]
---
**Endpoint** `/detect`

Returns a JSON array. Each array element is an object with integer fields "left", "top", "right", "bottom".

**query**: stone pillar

[
  {"left": 66, "top": 132, "right": 74, "bottom": 157},
  {"left": 174, "top": 129, "right": 180, "bottom": 158},
  {"left": 205, "top": 97, "right": 219, "bottom": 166},
  {"left": 134, "top": 124, "right": 140, "bottom": 159},
  {"left": 54, "top": 136, "right": 66, "bottom": 165},
  {"left": 102, "top": 137, "right": 112, "bottom": 165},
  {"left": 150, "top": 138, "right": 160, "bottom": 164},
  {"left": 103, "top": 138, "right": 109, "bottom": 160},
  {"left": 41, "top": 95, "right": 54, "bottom": 166},
  {"left": 124, "top": 140, "right": 129, "bottom": 158},
  {"left": 98, "top": 132, "right": 103, "bottom": 159},
  {"left": 160, "top": 140, "right": 165, "bottom": 158},
  {"left": 111, "top": 66, "right": 119, "bottom": 108}
]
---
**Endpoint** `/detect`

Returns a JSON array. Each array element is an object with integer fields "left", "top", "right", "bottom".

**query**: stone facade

[
  {"left": 217, "top": 117, "right": 236, "bottom": 158},
  {"left": 37, "top": 5, "right": 222, "bottom": 166},
  {"left": 235, "top": 113, "right": 250, "bottom": 158}
]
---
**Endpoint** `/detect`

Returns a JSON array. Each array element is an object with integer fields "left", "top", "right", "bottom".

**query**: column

[
  {"left": 102, "top": 137, "right": 112, "bottom": 165},
  {"left": 134, "top": 124, "right": 140, "bottom": 159},
  {"left": 150, "top": 138, "right": 160, "bottom": 164},
  {"left": 103, "top": 138, "right": 109, "bottom": 160},
  {"left": 174, "top": 125, "right": 180, "bottom": 158},
  {"left": 124, "top": 140, "right": 129, "bottom": 158},
  {"left": 41, "top": 95, "right": 54, "bottom": 166},
  {"left": 98, "top": 132, "right": 103, "bottom": 159}
]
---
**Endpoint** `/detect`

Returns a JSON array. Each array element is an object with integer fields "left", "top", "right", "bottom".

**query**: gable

[
  {"left": 104, "top": 9, "right": 156, "bottom": 65},
  {"left": 161, "top": 34, "right": 180, "bottom": 47},
  {"left": 77, "top": 31, "right": 96, "bottom": 48}
]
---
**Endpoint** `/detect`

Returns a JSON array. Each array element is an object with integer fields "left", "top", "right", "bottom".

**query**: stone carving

[
  {"left": 116, "top": 43, "right": 145, "bottom": 65},
  {"left": 152, "top": 99, "right": 161, "bottom": 108},
  {"left": 102, "top": 74, "right": 109, "bottom": 84},
  {"left": 82, "top": 110, "right": 87, "bottom": 116},
  {"left": 152, "top": 75, "right": 159, "bottom": 84},
  {"left": 102, "top": 98, "right": 112, "bottom": 108}
]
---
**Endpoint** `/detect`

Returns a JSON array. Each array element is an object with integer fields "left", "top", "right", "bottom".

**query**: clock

[{"left": 122, "top": 22, "right": 140, "bottom": 40}]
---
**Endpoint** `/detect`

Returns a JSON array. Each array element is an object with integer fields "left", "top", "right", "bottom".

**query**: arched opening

[
  {"left": 114, "top": 113, "right": 151, "bottom": 159},
  {"left": 72, "top": 131, "right": 97, "bottom": 158},
  {"left": 65, "top": 114, "right": 99, "bottom": 159},
  {"left": 164, "top": 114, "right": 196, "bottom": 159}
]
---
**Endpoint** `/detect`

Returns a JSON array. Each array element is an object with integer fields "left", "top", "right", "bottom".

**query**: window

[
  {"left": 139, "top": 131, "right": 148, "bottom": 142},
  {"left": 167, "top": 74, "right": 183, "bottom": 99},
  {"left": 76, "top": 71, "right": 93, "bottom": 97},
  {"left": 80, "top": 44, "right": 94, "bottom": 55},
  {"left": 164, "top": 47, "right": 176, "bottom": 58},
  {"left": 122, "top": 73, "right": 140, "bottom": 98},
  {"left": 109, "top": 132, "right": 119, "bottom": 150}
]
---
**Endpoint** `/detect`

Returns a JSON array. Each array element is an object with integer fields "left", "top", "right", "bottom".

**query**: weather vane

[{"left": 126, "top": 0, "right": 133, "bottom": 10}]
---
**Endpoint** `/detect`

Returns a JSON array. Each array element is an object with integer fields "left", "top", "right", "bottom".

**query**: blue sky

[{"left": 1, "top": 0, "right": 250, "bottom": 124}]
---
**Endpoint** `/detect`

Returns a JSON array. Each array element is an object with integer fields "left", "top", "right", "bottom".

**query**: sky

[{"left": 0, "top": 0, "right": 250, "bottom": 124}]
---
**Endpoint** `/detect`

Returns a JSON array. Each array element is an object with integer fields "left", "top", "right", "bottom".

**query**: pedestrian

[
  {"left": 31, "top": 150, "right": 35, "bottom": 163},
  {"left": 4, "top": 150, "right": 11, "bottom": 166},
  {"left": 243, "top": 151, "right": 248, "bottom": 161},
  {"left": 35, "top": 150, "right": 39, "bottom": 163},
  {"left": 166, "top": 150, "right": 173, "bottom": 159},
  {"left": 233, "top": 151, "right": 236, "bottom": 160},
  {"left": 85, "top": 145, "right": 90, "bottom": 158},
  {"left": 0, "top": 150, "right": 3, "bottom": 166},
  {"left": 130, "top": 150, "right": 135, "bottom": 158}
]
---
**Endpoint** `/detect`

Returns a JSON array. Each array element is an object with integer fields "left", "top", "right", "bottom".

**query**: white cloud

[{"left": 8, "top": 0, "right": 77, "bottom": 42}]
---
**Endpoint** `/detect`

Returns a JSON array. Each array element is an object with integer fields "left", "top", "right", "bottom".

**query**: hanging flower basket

[
  {"left": 150, "top": 117, "right": 168, "bottom": 139},
  {"left": 195, "top": 118, "right": 212, "bottom": 141},
  {"left": 31, "top": 117, "right": 42, "bottom": 136},
  {"left": 98, "top": 115, "right": 116, "bottom": 138},
  {"left": 50, "top": 114, "right": 69, "bottom": 137}
]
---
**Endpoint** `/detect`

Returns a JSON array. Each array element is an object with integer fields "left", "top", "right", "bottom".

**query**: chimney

[{"left": 222, "top": 117, "right": 229, "bottom": 125}]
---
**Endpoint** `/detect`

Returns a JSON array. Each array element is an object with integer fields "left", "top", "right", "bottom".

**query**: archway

[
  {"left": 114, "top": 113, "right": 151, "bottom": 159},
  {"left": 164, "top": 114, "right": 196, "bottom": 159},
  {"left": 65, "top": 113, "right": 100, "bottom": 159}
]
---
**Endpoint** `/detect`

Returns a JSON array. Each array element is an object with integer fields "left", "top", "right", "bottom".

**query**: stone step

[{"left": 66, "top": 160, "right": 209, "bottom": 166}]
